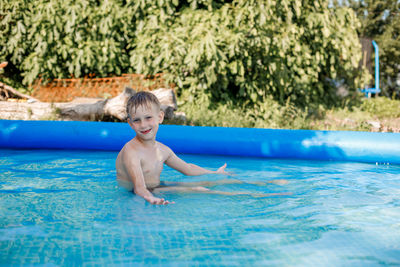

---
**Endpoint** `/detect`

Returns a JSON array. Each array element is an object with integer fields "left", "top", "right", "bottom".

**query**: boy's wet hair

[{"left": 126, "top": 91, "right": 161, "bottom": 118}]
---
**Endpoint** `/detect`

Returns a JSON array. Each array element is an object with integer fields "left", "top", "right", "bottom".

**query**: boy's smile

[{"left": 140, "top": 129, "right": 152, "bottom": 134}]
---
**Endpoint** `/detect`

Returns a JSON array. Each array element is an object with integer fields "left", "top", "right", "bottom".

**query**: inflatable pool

[{"left": 1, "top": 120, "right": 399, "bottom": 164}]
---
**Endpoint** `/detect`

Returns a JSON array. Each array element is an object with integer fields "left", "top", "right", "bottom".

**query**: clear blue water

[{"left": 1, "top": 149, "right": 400, "bottom": 266}]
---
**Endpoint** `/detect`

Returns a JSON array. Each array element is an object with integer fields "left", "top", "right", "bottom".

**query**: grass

[
  {"left": 173, "top": 96, "right": 400, "bottom": 133},
  {"left": 308, "top": 97, "right": 400, "bottom": 132}
]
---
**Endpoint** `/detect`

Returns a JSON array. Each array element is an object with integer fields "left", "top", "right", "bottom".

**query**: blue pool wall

[{"left": 1, "top": 120, "right": 400, "bottom": 164}]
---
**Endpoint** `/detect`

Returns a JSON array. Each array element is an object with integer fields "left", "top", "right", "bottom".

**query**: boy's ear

[
  {"left": 158, "top": 110, "right": 164, "bottom": 123},
  {"left": 127, "top": 117, "right": 134, "bottom": 130}
]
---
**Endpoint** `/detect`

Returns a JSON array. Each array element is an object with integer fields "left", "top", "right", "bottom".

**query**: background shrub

[{"left": 1, "top": 0, "right": 369, "bottom": 108}]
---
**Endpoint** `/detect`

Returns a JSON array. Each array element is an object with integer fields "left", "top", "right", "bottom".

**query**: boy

[{"left": 116, "top": 91, "right": 287, "bottom": 205}]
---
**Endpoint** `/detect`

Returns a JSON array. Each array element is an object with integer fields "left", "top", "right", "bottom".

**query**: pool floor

[{"left": 1, "top": 149, "right": 400, "bottom": 266}]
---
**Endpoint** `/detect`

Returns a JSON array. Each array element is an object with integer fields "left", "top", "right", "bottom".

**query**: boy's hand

[
  {"left": 216, "top": 163, "right": 234, "bottom": 176},
  {"left": 145, "top": 195, "right": 175, "bottom": 205}
]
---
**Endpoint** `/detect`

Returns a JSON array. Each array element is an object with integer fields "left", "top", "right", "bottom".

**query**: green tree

[
  {"left": 0, "top": 0, "right": 138, "bottom": 84},
  {"left": 131, "top": 0, "right": 367, "bottom": 107},
  {"left": 337, "top": 0, "right": 400, "bottom": 98},
  {"left": 1, "top": 0, "right": 368, "bottom": 107}
]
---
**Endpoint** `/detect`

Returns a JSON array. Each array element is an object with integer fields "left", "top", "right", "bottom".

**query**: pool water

[{"left": 1, "top": 149, "right": 400, "bottom": 266}]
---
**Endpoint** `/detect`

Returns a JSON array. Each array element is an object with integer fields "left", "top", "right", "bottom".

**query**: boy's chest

[
  {"left": 141, "top": 158, "right": 163, "bottom": 177},
  {"left": 140, "top": 148, "right": 166, "bottom": 177}
]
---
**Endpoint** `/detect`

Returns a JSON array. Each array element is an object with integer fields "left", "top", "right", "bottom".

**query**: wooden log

[
  {"left": 0, "top": 101, "right": 57, "bottom": 121},
  {"left": 0, "top": 100, "right": 109, "bottom": 121},
  {"left": 58, "top": 100, "right": 107, "bottom": 121},
  {"left": 102, "top": 87, "right": 175, "bottom": 120},
  {"left": 151, "top": 88, "right": 177, "bottom": 110},
  {"left": 103, "top": 87, "right": 135, "bottom": 120}
]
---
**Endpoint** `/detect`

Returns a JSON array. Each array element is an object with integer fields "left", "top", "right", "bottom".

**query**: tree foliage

[
  {"left": 1, "top": 0, "right": 367, "bottom": 106},
  {"left": 336, "top": 0, "right": 400, "bottom": 98},
  {"left": 131, "top": 0, "right": 367, "bottom": 106},
  {"left": 0, "top": 0, "right": 138, "bottom": 84}
]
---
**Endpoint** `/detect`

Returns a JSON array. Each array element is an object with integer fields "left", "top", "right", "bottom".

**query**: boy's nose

[{"left": 139, "top": 120, "right": 148, "bottom": 128}]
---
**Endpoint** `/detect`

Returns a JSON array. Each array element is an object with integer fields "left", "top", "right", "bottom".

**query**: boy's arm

[
  {"left": 124, "top": 150, "right": 173, "bottom": 205},
  {"left": 165, "top": 148, "right": 229, "bottom": 176}
]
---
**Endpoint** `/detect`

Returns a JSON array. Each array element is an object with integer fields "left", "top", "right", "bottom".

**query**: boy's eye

[{"left": 146, "top": 116, "right": 152, "bottom": 120}]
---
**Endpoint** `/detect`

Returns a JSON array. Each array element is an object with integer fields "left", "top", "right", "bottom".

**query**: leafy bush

[
  {"left": 1, "top": 0, "right": 138, "bottom": 84},
  {"left": 131, "top": 0, "right": 369, "bottom": 107},
  {"left": 1, "top": 0, "right": 369, "bottom": 108},
  {"left": 179, "top": 97, "right": 309, "bottom": 129}
]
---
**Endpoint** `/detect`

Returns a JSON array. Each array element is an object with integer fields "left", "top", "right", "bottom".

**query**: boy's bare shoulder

[
  {"left": 118, "top": 140, "right": 140, "bottom": 159},
  {"left": 156, "top": 141, "right": 174, "bottom": 157}
]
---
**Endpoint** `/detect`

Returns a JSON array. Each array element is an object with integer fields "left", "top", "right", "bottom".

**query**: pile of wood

[
  {"left": 0, "top": 83, "right": 185, "bottom": 122},
  {"left": 0, "top": 61, "right": 186, "bottom": 122},
  {"left": 0, "top": 61, "right": 187, "bottom": 121}
]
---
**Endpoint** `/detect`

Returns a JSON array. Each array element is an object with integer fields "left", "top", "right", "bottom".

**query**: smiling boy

[
  {"left": 116, "top": 91, "right": 234, "bottom": 205},
  {"left": 116, "top": 91, "right": 288, "bottom": 205}
]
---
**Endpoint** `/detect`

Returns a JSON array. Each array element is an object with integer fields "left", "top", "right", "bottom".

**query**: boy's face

[{"left": 128, "top": 103, "right": 164, "bottom": 142}]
